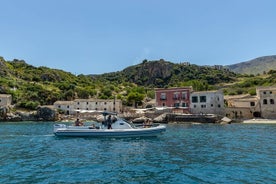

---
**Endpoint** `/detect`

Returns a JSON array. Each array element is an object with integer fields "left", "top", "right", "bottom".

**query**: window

[
  {"left": 211, "top": 104, "right": 213, "bottom": 107},
  {"left": 87, "top": 102, "right": 89, "bottom": 105},
  {"left": 173, "top": 93, "right": 179, "bottom": 100},
  {"left": 77, "top": 102, "right": 80, "bottom": 105},
  {"left": 201, "top": 104, "right": 206, "bottom": 108},
  {"left": 270, "top": 99, "right": 275, "bottom": 104},
  {"left": 104, "top": 102, "right": 107, "bottom": 105},
  {"left": 263, "top": 91, "right": 266, "bottom": 95},
  {"left": 218, "top": 104, "right": 221, "bottom": 108},
  {"left": 96, "top": 102, "right": 98, "bottom": 105},
  {"left": 200, "top": 96, "right": 206, "bottom": 103},
  {"left": 58, "top": 105, "right": 61, "bottom": 108},
  {"left": 192, "top": 96, "right": 198, "bottom": 103},
  {"left": 194, "top": 105, "right": 197, "bottom": 108},
  {"left": 182, "top": 103, "right": 187, "bottom": 107},
  {"left": 182, "top": 92, "right": 187, "bottom": 100},
  {"left": 160, "top": 93, "right": 166, "bottom": 100},
  {"left": 263, "top": 99, "right": 268, "bottom": 105},
  {"left": 162, "top": 103, "right": 165, "bottom": 106},
  {"left": 174, "top": 103, "right": 180, "bottom": 107},
  {"left": 270, "top": 91, "right": 272, "bottom": 94},
  {"left": 250, "top": 102, "right": 255, "bottom": 106},
  {"left": 67, "top": 105, "right": 70, "bottom": 108}
]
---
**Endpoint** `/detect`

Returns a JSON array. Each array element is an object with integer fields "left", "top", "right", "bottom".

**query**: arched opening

[{"left": 253, "top": 111, "right": 261, "bottom": 118}]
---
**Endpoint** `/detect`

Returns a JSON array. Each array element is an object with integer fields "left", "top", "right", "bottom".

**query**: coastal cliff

[{"left": 0, "top": 106, "right": 58, "bottom": 121}]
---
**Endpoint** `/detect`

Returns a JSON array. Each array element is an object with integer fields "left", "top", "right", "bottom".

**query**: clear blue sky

[{"left": 1, "top": 0, "right": 276, "bottom": 75}]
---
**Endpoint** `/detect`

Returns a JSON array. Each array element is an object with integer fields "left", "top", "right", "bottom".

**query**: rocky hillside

[
  {"left": 93, "top": 59, "right": 237, "bottom": 88},
  {"left": 226, "top": 55, "right": 276, "bottom": 75}
]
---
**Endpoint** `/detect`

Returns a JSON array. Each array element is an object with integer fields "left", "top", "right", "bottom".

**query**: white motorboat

[{"left": 54, "top": 112, "right": 166, "bottom": 137}]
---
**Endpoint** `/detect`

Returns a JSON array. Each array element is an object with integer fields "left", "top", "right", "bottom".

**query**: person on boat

[
  {"left": 107, "top": 115, "right": 112, "bottom": 129},
  {"left": 143, "top": 118, "right": 152, "bottom": 128},
  {"left": 75, "top": 118, "right": 83, "bottom": 126}
]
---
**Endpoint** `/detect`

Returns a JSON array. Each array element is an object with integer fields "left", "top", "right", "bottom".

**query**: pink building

[{"left": 155, "top": 87, "right": 193, "bottom": 113}]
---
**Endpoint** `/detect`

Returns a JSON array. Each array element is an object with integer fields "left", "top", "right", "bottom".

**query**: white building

[
  {"left": 190, "top": 90, "right": 225, "bottom": 116},
  {"left": 54, "top": 98, "right": 123, "bottom": 115}
]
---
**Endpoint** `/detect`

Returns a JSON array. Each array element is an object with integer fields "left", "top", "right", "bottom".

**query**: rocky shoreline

[
  {"left": 0, "top": 106, "right": 58, "bottom": 122},
  {"left": 1, "top": 106, "right": 228, "bottom": 124}
]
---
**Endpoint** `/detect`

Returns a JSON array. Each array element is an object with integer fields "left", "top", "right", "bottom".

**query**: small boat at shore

[{"left": 54, "top": 112, "right": 166, "bottom": 137}]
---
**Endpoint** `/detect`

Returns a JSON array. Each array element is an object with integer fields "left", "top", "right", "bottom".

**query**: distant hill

[{"left": 226, "top": 55, "right": 276, "bottom": 75}]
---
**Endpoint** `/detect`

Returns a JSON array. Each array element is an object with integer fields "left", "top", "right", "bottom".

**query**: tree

[{"left": 127, "top": 92, "right": 145, "bottom": 107}]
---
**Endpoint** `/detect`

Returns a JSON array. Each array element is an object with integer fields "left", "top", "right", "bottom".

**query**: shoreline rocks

[{"left": 0, "top": 106, "right": 58, "bottom": 122}]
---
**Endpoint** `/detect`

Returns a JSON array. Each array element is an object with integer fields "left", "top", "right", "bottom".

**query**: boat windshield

[{"left": 122, "top": 118, "right": 137, "bottom": 128}]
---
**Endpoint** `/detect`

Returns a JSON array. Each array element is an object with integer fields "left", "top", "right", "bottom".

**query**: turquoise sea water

[{"left": 0, "top": 122, "right": 275, "bottom": 184}]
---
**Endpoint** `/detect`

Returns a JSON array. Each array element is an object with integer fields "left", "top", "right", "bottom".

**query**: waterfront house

[
  {"left": 256, "top": 86, "right": 276, "bottom": 119},
  {"left": 74, "top": 98, "right": 122, "bottom": 113},
  {"left": 53, "top": 101, "right": 75, "bottom": 115},
  {"left": 190, "top": 90, "right": 225, "bottom": 116},
  {"left": 224, "top": 94, "right": 260, "bottom": 119},
  {"left": 54, "top": 98, "right": 123, "bottom": 115},
  {"left": 155, "top": 87, "right": 192, "bottom": 113}
]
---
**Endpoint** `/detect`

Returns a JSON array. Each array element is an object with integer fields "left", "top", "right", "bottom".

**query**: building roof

[
  {"left": 54, "top": 101, "right": 74, "bottom": 105},
  {"left": 256, "top": 86, "right": 276, "bottom": 91},
  {"left": 191, "top": 90, "right": 223, "bottom": 95},
  {"left": 155, "top": 86, "right": 193, "bottom": 91},
  {"left": 74, "top": 98, "right": 121, "bottom": 102},
  {"left": 224, "top": 94, "right": 252, "bottom": 100},
  {"left": 0, "top": 94, "right": 12, "bottom": 98}
]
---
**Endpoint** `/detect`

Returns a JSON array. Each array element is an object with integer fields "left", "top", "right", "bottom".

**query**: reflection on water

[{"left": 0, "top": 122, "right": 275, "bottom": 183}]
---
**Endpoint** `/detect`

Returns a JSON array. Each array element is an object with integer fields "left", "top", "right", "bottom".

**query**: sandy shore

[{"left": 243, "top": 118, "right": 276, "bottom": 124}]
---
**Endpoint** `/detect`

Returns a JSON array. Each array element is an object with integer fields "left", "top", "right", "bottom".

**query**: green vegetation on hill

[{"left": 1, "top": 56, "right": 276, "bottom": 110}]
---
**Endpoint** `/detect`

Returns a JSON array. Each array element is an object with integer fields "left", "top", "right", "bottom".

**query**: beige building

[
  {"left": 224, "top": 94, "right": 260, "bottom": 119},
  {"left": 257, "top": 86, "right": 276, "bottom": 119},
  {"left": 74, "top": 98, "right": 122, "bottom": 113},
  {"left": 54, "top": 101, "right": 75, "bottom": 115},
  {"left": 190, "top": 90, "right": 225, "bottom": 116},
  {"left": 0, "top": 94, "right": 12, "bottom": 107},
  {"left": 54, "top": 98, "right": 123, "bottom": 115}
]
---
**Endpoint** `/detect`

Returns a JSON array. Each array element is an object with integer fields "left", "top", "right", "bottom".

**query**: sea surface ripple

[{"left": 0, "top": 122, "right": 275, "bottom": 184}]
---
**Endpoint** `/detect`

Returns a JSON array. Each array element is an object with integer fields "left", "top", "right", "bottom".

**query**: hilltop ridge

[
  {"left": 1, "top": 55, "right": 276, "bottom": 110},
  {"left": 225, "top": 55, "right": 276, "bottom": 75}
]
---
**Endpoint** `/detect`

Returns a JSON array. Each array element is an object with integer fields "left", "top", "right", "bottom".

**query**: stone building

[
  {"left": 0, "top": 94, "right": 12, "bottom": 107},
  {"left": 74, "top": 98, "right": 122, "bottom": 113},
  {"left": 53, "top": 101, "right": 75, "bottom": 115},
  {"left": 190, "top": 90, "right": 225, "bottom": 116},
  {"left": 224, "top": 94, "right": 260, "bottom": 119},
  {"left": 54, "top": 98, "right": 123, "bottom": 115},
  {"left": 257, "top": 86, "right": 276, "bottom": 119},
  {"left": 0, "top": 94, "right": 12, "bottom": 116}
]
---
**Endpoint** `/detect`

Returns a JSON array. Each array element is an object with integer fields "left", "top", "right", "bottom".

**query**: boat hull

[{"left": 54, "top": 125, "right": 166, "bottom": 138}]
